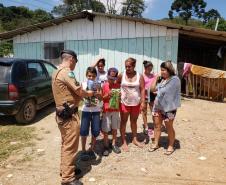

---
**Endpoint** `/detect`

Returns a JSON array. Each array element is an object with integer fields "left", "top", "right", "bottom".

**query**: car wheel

[{"left": 15, "top": 99, "right": 36, "bottom": 124}]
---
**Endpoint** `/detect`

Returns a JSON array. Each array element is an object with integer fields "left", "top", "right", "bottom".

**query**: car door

[
  {"left": 42, "top": 62, "right": 57, "bottom": 101},
  {"left": 27, "top": 61, "right": 49, "bottom": 105}
]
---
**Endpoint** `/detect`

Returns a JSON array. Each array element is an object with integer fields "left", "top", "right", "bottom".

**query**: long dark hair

[{"left": 160, "top": 60, "right": 175, "bottom": 76}]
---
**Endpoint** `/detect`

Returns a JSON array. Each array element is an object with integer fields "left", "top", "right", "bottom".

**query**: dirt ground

[{"left": 0, "top": 98, "right": 226, "bottom": 185}]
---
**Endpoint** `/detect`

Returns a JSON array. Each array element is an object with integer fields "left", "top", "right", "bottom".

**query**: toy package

[{"left": 109, "top": 88, "right": 120, "bottom": 109}]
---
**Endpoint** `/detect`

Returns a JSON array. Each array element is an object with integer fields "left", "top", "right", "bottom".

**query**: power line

[{"left": 6, "top": 0, "right": 51, "bottom": 12}]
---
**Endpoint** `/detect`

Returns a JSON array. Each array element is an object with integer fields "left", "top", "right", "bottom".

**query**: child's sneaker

[
  {"left": 112, "top": 145, "right": 121, "bottom": 154},
  {"left": 103, "top": 147, "right": 109, "bottom": 156}
]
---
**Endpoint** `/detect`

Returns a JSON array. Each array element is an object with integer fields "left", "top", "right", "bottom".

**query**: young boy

[
  {"left": 102, "top": 68, "right": 121, "bottom": 156},
  {"left": 80, "top": 67, "right": 102, "bottom": 160}
]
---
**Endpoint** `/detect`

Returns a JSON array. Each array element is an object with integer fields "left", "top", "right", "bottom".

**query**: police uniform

[{"left": 52, "top": 50, "right": 83, "bottom": 185}]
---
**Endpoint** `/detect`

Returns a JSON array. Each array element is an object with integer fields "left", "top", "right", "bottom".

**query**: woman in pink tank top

[
  {"left": 142, "top": 61, "right": 156, "bottom": 135},
  {"left": 118, "top": 58, "right": 146, "bottom": 151}
]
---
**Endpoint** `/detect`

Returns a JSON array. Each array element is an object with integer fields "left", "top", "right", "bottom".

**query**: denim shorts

[
  {"left": 80, "top": 111, "right": 100, "bottom": 137},
  {"left": 152, "top": 109, "right": 177, "bottom": 121}
]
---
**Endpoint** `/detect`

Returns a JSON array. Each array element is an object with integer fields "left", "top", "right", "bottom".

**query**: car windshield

[{"left": 0, "top": 63, "right": 11, "bottom": 83}]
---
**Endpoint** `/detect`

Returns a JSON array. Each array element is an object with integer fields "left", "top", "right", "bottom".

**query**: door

[{"left": 27, "top": 61, "right": 49, "bottom": 105}]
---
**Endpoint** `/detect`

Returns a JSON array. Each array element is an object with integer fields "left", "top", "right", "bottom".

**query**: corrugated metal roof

[{"left": 0, "top": 11, "right": 226, "bottom": 41}]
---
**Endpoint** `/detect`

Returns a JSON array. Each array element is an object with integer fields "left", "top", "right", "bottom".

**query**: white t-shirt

[
  {"left": 96, "top": 71, "right": 107, "bottom": 85},
  {"left": 81, "top": 82, "right": 101, "bottom": 112}
]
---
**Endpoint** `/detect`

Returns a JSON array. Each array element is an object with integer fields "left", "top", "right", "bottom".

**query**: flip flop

[
  {"left": 148, "top": 145, "right": 159, "bottom": 152},
  {"left": 164, "top": 149, "right": 175, "bottom": 155}
]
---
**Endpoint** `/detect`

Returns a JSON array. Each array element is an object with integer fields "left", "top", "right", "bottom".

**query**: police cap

[{"left": 60, "top": 50, "right": 78, "bottom": 61}]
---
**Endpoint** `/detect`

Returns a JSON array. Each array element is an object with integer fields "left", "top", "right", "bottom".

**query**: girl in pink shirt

[{"left": 142, "top": 61, "right": 156, "bottom": 135}]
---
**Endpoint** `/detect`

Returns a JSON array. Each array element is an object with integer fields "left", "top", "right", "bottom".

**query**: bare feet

[
  {"left": 121, "top": 143, "right": 129, "bottom": 152},
  {"left": 132, "top": 139, "right": 144, "bottom": 148}
]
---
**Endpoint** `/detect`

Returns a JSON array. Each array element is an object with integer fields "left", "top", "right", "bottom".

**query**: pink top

[
  {"left": 143, "top": 73, "right": 156, "bottom": 90},
  {"left": 102, "top": 82, "right": 120, "bottom": 112},
  {"left": 121, "top": 71, "right": 141, "bottom": 106}
]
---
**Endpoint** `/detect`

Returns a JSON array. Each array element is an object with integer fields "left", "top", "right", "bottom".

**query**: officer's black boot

[{"left": 61, "top": 179, "right": 83, "bottom": 185}]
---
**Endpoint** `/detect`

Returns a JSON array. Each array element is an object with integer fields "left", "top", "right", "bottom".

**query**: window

[
  {"left": 43, "top": 63, "right": 57, "bottom": 77},
  {"left": 0, "top": 63, "right": 11, "bottom": 83},
  {"left": 28, "top": 62, "right": 46, "bottom": 80},
  {"left": 13, "top": 62, "right": 27, "bottom": 82},
  {"left": 44, "top": 42, "right": 64, "bottom": 60}
]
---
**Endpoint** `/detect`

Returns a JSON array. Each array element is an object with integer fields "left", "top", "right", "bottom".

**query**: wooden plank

[
  {"left": 111, "top": 18, "right": 117, "bottom": 39},
  {"left": 87, "top": 40, "right": 94, "bottom": 65},
  {"left": 121, "top": 38, "right": 129, "bottom": 63},
  {"left": 143, "top": 24, "right": 151, "bottom": 38},
  {"left": 115, "top": 39, "right": 123, "bottom": 73},
  {"left": 108, "top": 39, "right": 115, "bottom": 67},
  {"left": 151, "top": 37, "right": 159, "bottom": 73},
  {"left": 136, "top": 22, "right": 144, "bottom": 38},
  {"left": 208, "top": 78, "right": 210, "bottom": 99},
  {"left": 151, "top": 25, "right": 158, "bottom": 37},
  {"left": 128, "top": 21, "right": 136, "bottom": 38},
  {"left": 105, "top": 17, "right": 112, "bottom": 39},
  {"left": 159, "top": 36, "right": 166, "bottom": 62},
  {"left": 94, "top": 39, "right": 101, "bottom": 58},
  {"left": 100, "top": 16, "right": 107, "bottom": 39},
  {"left": 121, "top": 20, "right": 129, "bottom": 38},
  {"left": 86, "top": 19, "right": 94, "bottom": 40},
  {"left": 93, "top": 16, "right": 101, "bottom": 39},
  {"left": 128, "top": 38, "right": 136, "bottom": 58},
  {"left": 116, "top": 19, "right": 122, "bottom": 38},
  {"left": 143, "top": 37, "right": 152, "bottom": 62},
  {"left": 136, "top": 37, "right": 144, "bottom": 73},
  {"left": 159, "top": 26, "right": 167, "bottom": 37}
]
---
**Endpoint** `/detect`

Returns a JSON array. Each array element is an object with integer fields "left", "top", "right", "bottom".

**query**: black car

[{"left": 0, "top": 58, "right": 57, "bottom": 123}]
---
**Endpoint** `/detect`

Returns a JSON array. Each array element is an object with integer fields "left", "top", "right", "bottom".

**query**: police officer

[{"left": 52, "top": 50, "right": 94, "bottom": 185}]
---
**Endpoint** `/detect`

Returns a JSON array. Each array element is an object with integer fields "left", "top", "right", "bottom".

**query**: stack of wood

[{"left": 184, "top": 64, "right": 226, "bottom": 101}]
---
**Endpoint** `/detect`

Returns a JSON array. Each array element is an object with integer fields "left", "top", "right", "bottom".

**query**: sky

[{"left": 1, "top": 0, "right": 226, "bottom": 20}]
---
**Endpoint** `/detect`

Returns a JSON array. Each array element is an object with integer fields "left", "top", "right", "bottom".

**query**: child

[
  {"left": 102, "top": 68, "right": 121, "bottom": 156},
  {"left": 80, "top": 67, "right": 102, "bottom": 160}
]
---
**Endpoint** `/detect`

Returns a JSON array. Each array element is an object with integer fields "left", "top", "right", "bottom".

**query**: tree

[
  {"left": 205, "top": 18, "right": 226, "bottom": 31},
  {"left": 169, "top": 0, "right": 207, "bottom": 25},
  {"left": 32, "top": 9, "right": 54, "bottom": 24},
  {"left": 52, "top": 0, "right": 106, "bottom": 17},
  {"left": 203, "top": 9, "right": 221, "bottom": 24},
  {"left": 0, "top": 4, "right": 53, "bottom": 31},
  {"left": 106, "top": 0, "right": 117, "bottom": 14},
  {"left": 121, "top": 0, "right": 146, "bottom": 18},
  {"left": 0, "top": 41, "right": 13, "bottom": 57}
]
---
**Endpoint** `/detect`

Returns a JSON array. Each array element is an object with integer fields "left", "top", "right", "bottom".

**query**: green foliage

[
  {"left": 162, "top": 16, "right": 204, "bottom": 28},
  {"left": 121, "top": 0, "right": 146, "bottom": 18},
  {"left": 52, "top": 0, "right": 106, "bottom": 17},
  {"left": 203, "top": 9, "right": 221, "bottom": 24},
  {"left": 205, "top": 18, "right": 226, "bottom": 31},
  {"left": 0, "top": 4, "right": 53, "bottom": 31},
  {"left": 0, "top": 41, "right": 13, "bottom": 57},
  {"left": 169, "top": 0, "right": 207, "bottom": 25}
]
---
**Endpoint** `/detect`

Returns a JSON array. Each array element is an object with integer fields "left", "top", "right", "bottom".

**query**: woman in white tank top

[{"left": 118, "top": 58, "right": 146, "bottom": 151}]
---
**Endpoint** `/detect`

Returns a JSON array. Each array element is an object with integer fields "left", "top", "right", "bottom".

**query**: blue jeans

[{"left": 80, "top": 111, "right": 100, "bottom": 137}]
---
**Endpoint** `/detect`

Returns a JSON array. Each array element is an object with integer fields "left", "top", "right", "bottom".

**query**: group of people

[{"left": 52, "top": 50, "right": 181, "bottom": 185}]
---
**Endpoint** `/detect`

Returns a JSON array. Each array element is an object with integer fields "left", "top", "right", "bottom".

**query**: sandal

[
  {"left": 148, "top": 144, "right": 159, "bottom": 152},
  {"left": 164, "top": 149, "right": 175, "bottom": 155}
]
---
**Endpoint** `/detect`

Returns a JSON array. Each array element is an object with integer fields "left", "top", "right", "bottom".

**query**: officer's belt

[{"left": 56, "top": 104, "right": 78, "bottom": 114}]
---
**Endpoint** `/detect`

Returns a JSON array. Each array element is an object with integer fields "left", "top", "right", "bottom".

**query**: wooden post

[
  {"left": 192, "top": 73, "right": 196, "bottom": 98},
  {"left": 208, "top": 78, "right": 210, "bottom": 99}
]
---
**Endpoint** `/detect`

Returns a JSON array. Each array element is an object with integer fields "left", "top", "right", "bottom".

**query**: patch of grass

[{"left": 0, "top": 126, "right": 35, "bottom": 163}]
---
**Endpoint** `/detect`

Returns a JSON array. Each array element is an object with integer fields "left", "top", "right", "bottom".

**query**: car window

[
  {"left": 43, "top": 63, "right": 56, "bottom": 77},
  {"left": 0, "top": 63, "right": 11, "bottom": 83},
  {"left": 13, "top": 62, "right": 27, "bottom": 82},
  {"left": 28, "top": 62, "right": 47, "bottom": 80}
]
